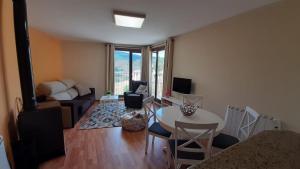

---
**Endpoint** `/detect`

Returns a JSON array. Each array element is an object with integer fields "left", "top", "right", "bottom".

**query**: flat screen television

[{"left": 172, "top": 77, "right": 192, "bottom": 94}]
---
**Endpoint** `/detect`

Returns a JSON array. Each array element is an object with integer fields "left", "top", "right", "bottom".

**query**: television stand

[{"left": 161, "top": 96, "right": 182, "bottom": 106}]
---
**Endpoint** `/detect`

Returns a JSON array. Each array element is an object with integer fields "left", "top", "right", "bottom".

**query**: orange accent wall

[
  {"left": 29, "top": 28, "right": 63, "bottom": 85},
  {"left": 0, "top": 0, "right": 22, "bottom": 167},
  {"left": 0, "top": 2, "right": 64, "bottom": 167}
]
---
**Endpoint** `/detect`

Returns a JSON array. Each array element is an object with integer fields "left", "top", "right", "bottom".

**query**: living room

[{"left": 0, "top": 0, "right": 300, "bottom": 169}]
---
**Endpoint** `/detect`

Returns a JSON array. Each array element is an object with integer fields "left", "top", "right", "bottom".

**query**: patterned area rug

[{"left": 79, "top": 102, "right": 141, "bottom": 129}]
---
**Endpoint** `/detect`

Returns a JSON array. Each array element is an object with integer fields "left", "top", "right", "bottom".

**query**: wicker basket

[{"left": 121, "top": 112, "right": 147, "bottom": 131}]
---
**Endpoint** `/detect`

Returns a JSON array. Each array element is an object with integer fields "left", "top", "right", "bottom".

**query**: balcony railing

[
  {"left": 114, "top": 71, "right": 129, "bottom": 95},
  {"left": 114, "top": 70, "right": 141, "bottom": 95},
  {"left": 151, "top": 70, "right": 164, "bottom": 100}
]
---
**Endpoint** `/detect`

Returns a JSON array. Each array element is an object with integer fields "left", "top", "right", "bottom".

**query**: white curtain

[
  {"left": 141, "top": 46, "right": 151, "bottom": 82},
  {"left": 141, "top": 46, "right": 151, "bottom": 95},
  {"left": 105, "top": 44, "right": 115, "bottom": 94},
  {"left": 162, "top": 38, "right": 174, "bottom": 95}
]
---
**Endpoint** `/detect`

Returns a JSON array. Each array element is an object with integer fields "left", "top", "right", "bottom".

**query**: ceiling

[{"left": 27, "top": 0, "right": 279, "bottom": 45}]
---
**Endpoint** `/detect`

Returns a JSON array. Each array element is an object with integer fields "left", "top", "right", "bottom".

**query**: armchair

[{"left": 124, "top": 81, "right": 148, "bottom": 109}]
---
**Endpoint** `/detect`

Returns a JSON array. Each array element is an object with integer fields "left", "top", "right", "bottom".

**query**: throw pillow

[
  {"left": 135, "top": 85, "right": 148, "bottom": 97},
  {"left": 36, "top": 81, "right": 68, "bottom": 96},
  {"left": 75, "top": 83, "right": 91, "bottom": 96}
]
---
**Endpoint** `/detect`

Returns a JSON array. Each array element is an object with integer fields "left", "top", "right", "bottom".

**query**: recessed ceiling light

[{"left": 113, "top": 10, "right": 146, "bottom": 28}]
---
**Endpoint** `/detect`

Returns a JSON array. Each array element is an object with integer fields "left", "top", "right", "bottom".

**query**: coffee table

[{"left": 100, "top": 95, "right": 119, "bottom": 109}]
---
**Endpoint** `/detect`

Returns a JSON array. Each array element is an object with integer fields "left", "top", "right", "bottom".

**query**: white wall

[
  {"left": 173, "top": 0, "right": 300, "bottom": 132},
  {"left": 61, "top": 41, "right": 106, "bottom": 99}
]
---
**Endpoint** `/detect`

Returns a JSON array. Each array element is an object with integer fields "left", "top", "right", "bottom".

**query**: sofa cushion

[
  {"left": 75, "top": 83, "right": 91, "bottom": 96},
  {"left": 37, "top": 81, "right": 68, "bottom": 96},
  {"left": 66, "top": 88, "right": 78, "bottom": 99},
  {"left": 60, "top": 79, "right": 76, "bottom": 88},
  {"left": 48, "top": 91, "right": 72, "bottom": 100}
]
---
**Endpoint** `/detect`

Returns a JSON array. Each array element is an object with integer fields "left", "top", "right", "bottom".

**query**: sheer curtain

[
  {"left": 141, "top": 46, "right": 151, "bottom": 82},
  {"left": 162, "top": 38, "right": 174, "bottom": 96},
  {"left": 105, "top": 44, "right": 115, "bottom": 94},
  {"left": 141, "top": 46, "right": 151, "bottom": 95}
]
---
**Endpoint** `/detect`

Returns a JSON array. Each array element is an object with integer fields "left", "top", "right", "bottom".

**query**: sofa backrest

[
  {"left": 36, "top": 79, "right": 80, "bottom": 101},
  {"left": 36, "top": 81, "right": 68, "bottom": 96},
  {"left": 36, "top": 79, "right": 76, "bottom": 96}
]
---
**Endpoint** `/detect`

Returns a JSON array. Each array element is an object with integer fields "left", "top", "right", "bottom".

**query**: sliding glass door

[
  {"left": 132, "top": 52, "right": 142, "bottom": 81},
  {"left": 114, "top": 49, "right": 142, "bottom": 95},
  {"left": 151, "top": 48, "right": 165, "bottom": 100},
  {"left": 114, "top": 50, "right": 130, "bottom": 95}
]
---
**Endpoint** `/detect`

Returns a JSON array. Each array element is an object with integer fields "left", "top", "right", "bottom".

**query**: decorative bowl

[{"left": 180, "top": 103, "right": 199, "bottom": 116}]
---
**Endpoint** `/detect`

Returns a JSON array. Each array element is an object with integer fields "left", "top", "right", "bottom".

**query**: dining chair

[
  {"left": 252, "top": 115, "right": 282, "bottom": 135},
  {"left": 144, "top": 96, "right": 172, "bottom": 154},
  {"left": 222, "top": 105, "right": 245, "bottom": 137},
  {"left": 212, "top": 106, "right": 261, "bottom": 149},
  {"left": 168, "top": 121, "right": 218, "bottom": 169},
  {"left": 237, "top": 106, "right": 261, "bottom": 140}
]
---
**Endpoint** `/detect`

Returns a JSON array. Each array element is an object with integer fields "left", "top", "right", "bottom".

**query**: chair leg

[
  {"left": 166, "top": 144, "right": 171, "bottom": 169},
  {"left": 145, "top": 133, "right": 149, "bottom": 154},
  {"left": 152, "top": 135, "right": 156, "bottom": 144},
  {"left": 176, "top": 161, "right": 180, "bottom": 169},
  {"left": 175, "top": 159, "right": 181, "bottom": 169}
]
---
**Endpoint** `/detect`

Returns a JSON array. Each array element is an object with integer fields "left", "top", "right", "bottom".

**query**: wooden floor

[{"left": 39, "top": 103, "right": 170, "bottom": 169}]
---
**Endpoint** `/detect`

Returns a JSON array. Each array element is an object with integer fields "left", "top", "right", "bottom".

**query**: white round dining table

[{"left": 156, "top": 106, "right": 225, "bottom": 135}]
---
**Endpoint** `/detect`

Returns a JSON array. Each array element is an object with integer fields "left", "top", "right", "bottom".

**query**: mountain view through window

[{"left": 114, "top": 50, "right": 142, "bottom": 95}]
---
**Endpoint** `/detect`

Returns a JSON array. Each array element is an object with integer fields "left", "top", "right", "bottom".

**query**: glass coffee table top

[{"left": 100, "top": 95, "right": 119, "bottom": 102}]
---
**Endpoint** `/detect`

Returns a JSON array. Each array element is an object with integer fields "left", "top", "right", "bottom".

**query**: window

[
  {"left": 151, "top": 47, "right": 165, "bottom": 100},
  {"left": 114, "top": 48, "right": 142, "bottom": 95},
  {"left": 132, "top": 52, "right": 142, "bottom": 81}
]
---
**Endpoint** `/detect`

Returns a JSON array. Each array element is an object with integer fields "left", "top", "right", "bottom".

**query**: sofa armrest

[
  {"left": 59, "top": 100, "right": 82, "bottom": 116},
  {"left": 58, "top": 100, "right": 82, "bottom": 127},
  {"left": 90, "top": 88, "right": 95, "bottom": 95},
  {"left": 37, "top": 101, "right": 61, "bottom": 109},
  {"left": 59, "top": 100, "right": 80, "bottom": 113},
  {"left": 124, "top": 91, "right": 133, "bottom": 96},
  {"left": 124, "top": 92, "right": 143, "bottom": 98}
]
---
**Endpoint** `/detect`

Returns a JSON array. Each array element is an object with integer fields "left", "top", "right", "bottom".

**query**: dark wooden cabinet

[{"left": 16, "top": 106, "right": 65, "bottom": 168}]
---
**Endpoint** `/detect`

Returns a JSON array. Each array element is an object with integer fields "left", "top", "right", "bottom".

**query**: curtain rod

[
  {"left": 115, "top": 45, "right": 144, "bottom": 49},
  {"left": 150, "top": 41, "right": 165, "bottom": 49},
  {"left": 150, "top": 37, "right": 174, "bottom": 48},
  {"left": 106, "top": 37, "right": 174, "bottom": 49},
  {"left": 106, "top": 43, "right": 147, "bottom": 49}
]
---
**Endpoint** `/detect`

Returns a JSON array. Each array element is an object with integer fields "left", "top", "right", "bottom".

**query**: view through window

[
  {"left": 151, "top": 48, "right": 165, "bottom": 100},
  {"left": 114, "top": 49, "right": 142, "bottom": 95}
]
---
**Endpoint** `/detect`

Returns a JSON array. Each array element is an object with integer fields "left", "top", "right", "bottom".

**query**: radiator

[{"left": 0, "top": 136, "right": 11, "bottom": 169}]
